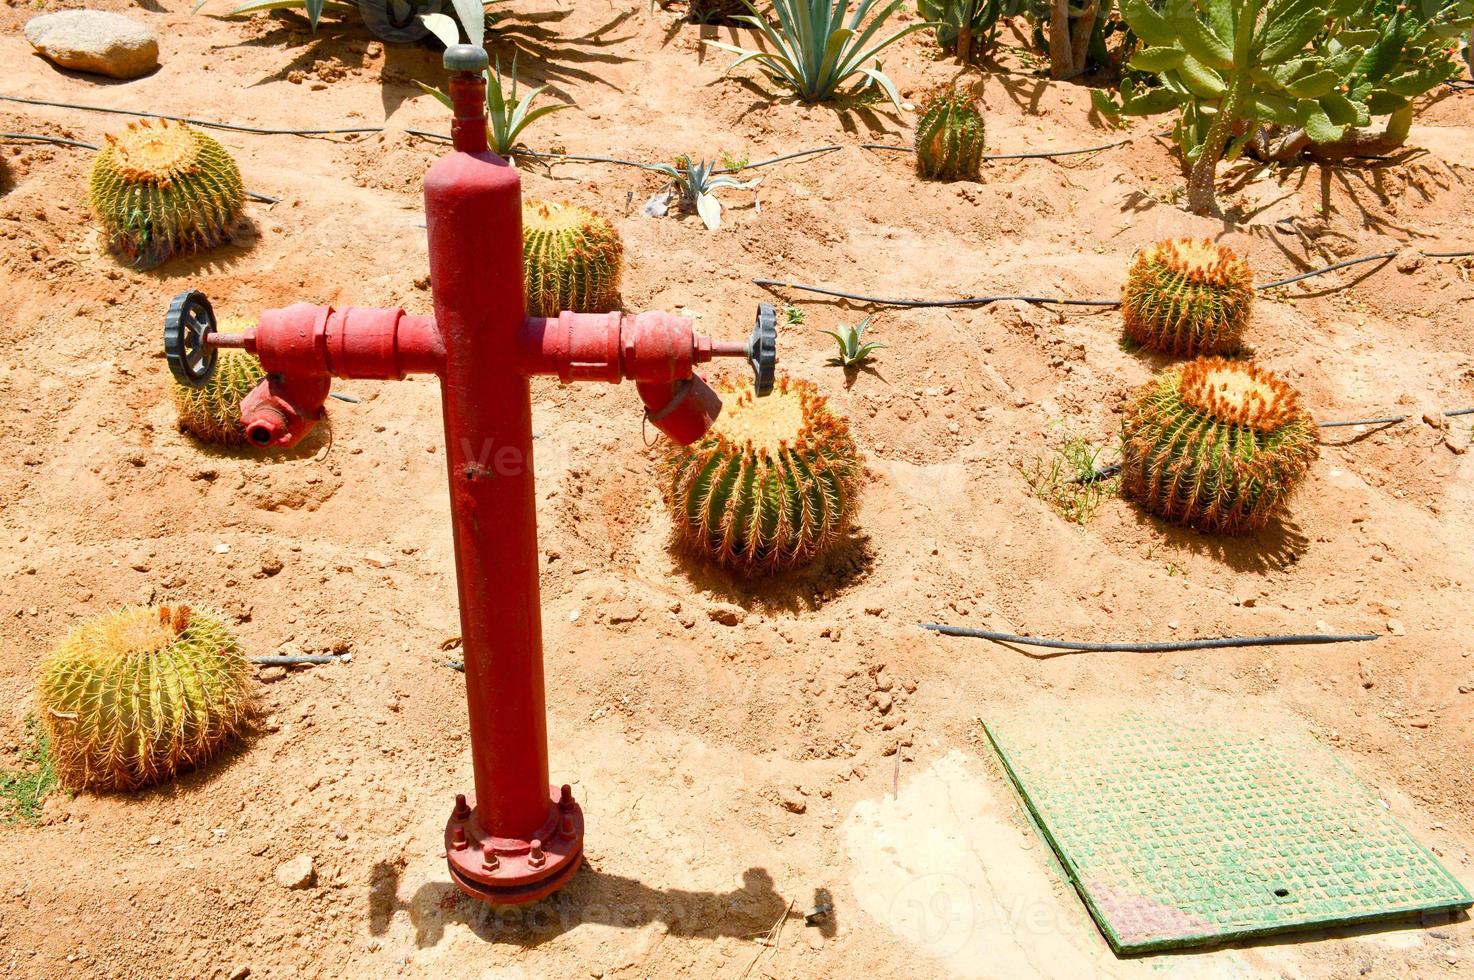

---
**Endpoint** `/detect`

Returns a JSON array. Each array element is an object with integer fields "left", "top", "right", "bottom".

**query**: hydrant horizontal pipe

[{"left": 250, "top": 304, "right": 444, "bottom": 380}]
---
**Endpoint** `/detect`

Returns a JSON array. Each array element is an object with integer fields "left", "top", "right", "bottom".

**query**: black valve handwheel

[
  {"left": 165, "top": 289, "right": 219, "bottom": 389},
  {"left": 748, "top": 303, "right": 777, "bottom": 397}
]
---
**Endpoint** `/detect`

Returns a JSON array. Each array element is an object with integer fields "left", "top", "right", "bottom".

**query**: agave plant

[
  {"left": 645, "top": 156, "right": 761, "bottom": 230},
  {"left": 706, "top": 1, "right": 932, "bottom": 108},
  {"left": 418, "top": 54, "right": 569, "bottom": 157},
  {"left": 823, "top": 316, "right": 885, "bottom": 367}
]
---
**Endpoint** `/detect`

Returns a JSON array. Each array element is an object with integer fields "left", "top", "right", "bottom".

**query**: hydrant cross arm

[{"left": 160, "top": 43, "right": 778, "bottom": 908}]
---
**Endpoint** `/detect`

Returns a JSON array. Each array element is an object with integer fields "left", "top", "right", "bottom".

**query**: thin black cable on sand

[
  {"left": 0, "top": 94, "right": 382, "bottom": 136},
  {"left": 1, "top": 132, "right": 280, "bottom": 203},
  {"left": 921, "top": 623, "right": 1378, "bottom": 654},
  {"left": 757, "top": 247, "right": 1474, "bottom": 310},
  {"left": 403, "top": 132, "right": 843, "bottom": 174},
  {"left": 861, "top": 136, "right": 1134, "bottom": 160}
]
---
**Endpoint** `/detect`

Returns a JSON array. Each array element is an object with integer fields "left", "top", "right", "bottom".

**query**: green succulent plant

[
  {"left": 915, "top": 87, "right": 986, "bottom": 180},
  {"left": 706, "top": 1, "right": 931, "bottom": 109},
  {"left": 173, "top": 334, "right": 267, "bottom": 445},
  {"left": 1025, "top": 0, "right": 1125, "bottom": 79},
  {"left": 1100, "top": 0, "right": 1474, "bottom": 215},
  {"left": 917, "top": 0, "right": 1006, "bottom": 61},
  {"left": 419, "top": 53, "right": 569, "bottom": 157},
  {"left": 1121, "top": 357, "right": 1318, "bottom": 534},
  {"left": 823, "top": 316, "right": 886, "bottom": 367},
  {"left": 661, "top": 376, "right": 863, "bottom": 572},
  {"left": 646, "top": 156, "right": 761, "bottom": 230},
  {"left": 688, "top": 0, "right": 749, "bottom": 22},
  {"left": 89, "top": 119, "right": 244, "bottom": 269},
  {"left": 522, "top": 200, "right": 624, "bottom": 316},
  {"left": 39, "top": 605, "right": 255, "bottom": 791},
  {"left": 1121, "top": 238, "right": 1254, "bottom": 356}
]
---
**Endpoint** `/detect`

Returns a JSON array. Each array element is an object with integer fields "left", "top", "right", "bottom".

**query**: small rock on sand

[
  {"left": 274, "top": 854, "right": 315, "bottom": 890},
  {"left": 25, "top": 11, "right": 159, "bottom": 80}
]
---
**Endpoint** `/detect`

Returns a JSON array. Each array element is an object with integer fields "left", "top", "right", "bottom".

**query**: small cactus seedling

[
  {"left": 89, "top": 119, "right": 244, "bottom": 268},
  {"left": 823, "top": 316, "right": 885, "bottom": 368},
  {"left": 522, "top": 200, "right": 624, "bottom": 317},
  {"left": 661, "top": 376, "right": 863, "bottom": 572},
  {"left": 39, "top": 605, "right": 255, "bottom": 791},
  {"left": 1121, "top": 357, "right": 1318, "bottom": 535},
  {"left": 172, "top": 319, "right": 265, "bottom": 445},
  {"left": 1122, "top": 238, "right": 1254, "bottom": 357},
  {"left": 915, "top": 87, "right": 986, "bottom": 181}
]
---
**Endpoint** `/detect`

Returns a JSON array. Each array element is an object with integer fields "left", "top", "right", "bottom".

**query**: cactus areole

[{"left": 160, "top": 46, "right": 779, "bottom": 906}]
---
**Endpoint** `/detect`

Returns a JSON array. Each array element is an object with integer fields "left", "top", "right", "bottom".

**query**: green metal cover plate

[{"left": 984, "top": 711, "right": 1472, "bottom": 954}]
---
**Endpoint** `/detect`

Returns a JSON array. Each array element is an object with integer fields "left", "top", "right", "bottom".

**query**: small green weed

[
  {"left": 1018, "top": 435, "right": 1118, "bottom": 525},
  {"left": 782, "top": 304, "right": 805, "bottom": 326},
  {"left": 1, "top": 717, "right": 58, "bottom": 825}
]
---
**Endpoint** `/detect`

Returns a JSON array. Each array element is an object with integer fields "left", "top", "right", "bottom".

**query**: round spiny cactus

[
  {"left": 172, "top": 320, "right": 265, "bottom": 446},
  {"left": 39, "top": 605, "right": 255, "bottom": 791},
  {"left": 915, "top": 88, "right": 985, "bottom": 182},
  {"left": 661, "top": 376, "right": 863, "bottom": 572},
  {"left": 522, "top": 200, "right": 623, "bottom": 317},
  {"left": 1121, "top": 357, "right": 1318, "bottom": 535},
  {"left": 1122, "top": 238, "right": 1255, "bottom": 357},
  {"left": 89, "top": 119, "right": 245, "bottom": 269}
]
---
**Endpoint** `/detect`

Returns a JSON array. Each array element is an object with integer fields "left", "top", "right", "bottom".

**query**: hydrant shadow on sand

[{"left": 370, "top": 861, "right": 835, "bottom": 949}]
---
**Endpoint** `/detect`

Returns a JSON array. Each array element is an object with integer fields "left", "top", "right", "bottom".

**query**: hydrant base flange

[{"left": 444, "top": 785, "right": 585, "bottom": 906}]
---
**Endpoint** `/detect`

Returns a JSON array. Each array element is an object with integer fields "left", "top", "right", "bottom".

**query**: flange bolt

[
  {"left": 452, "top": 794, "right": 471, "bottom": 821},
  {"left": 480, "top": 843, "right": 500, "bottom": 873},
  {"left": 528, "top": 839, "right": 546, "bottom": 869},
  {"left": 451, "top": 826, "right": 468, "bottom": 851}
]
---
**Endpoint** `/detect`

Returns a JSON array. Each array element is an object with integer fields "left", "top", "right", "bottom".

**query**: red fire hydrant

[{"left": 164, "top": 44, "right": 777, "bottom": 906}]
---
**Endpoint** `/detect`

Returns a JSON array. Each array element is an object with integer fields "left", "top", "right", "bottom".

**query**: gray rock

[{"left": 25, "top": 11, "right": 159, "bottom": 80}]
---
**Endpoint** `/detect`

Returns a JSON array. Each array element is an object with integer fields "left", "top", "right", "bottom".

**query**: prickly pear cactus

[
  {"left": 522, "top": 200, "right": 623, "bottom": 317},
  {"left": 89, "top": 119, "right": 245, "bottom": 268},
  {"left": 661, "top": 377, "right": 863, "bottom": 572},
  {"left": 39, "top": 605, "right": 255, "bottom": 791},
  {"left": 1121, "top": 357, "right": 1318, "bottom": 535},
  {"left": 915, "top": 88, "right": 986, "bottom": 181},
  {"left": 1122, "top": 238, "right": 1254, "bottom": 356},
  {"left": 172, "top": 321, "right": 265, "bottom": 445}
]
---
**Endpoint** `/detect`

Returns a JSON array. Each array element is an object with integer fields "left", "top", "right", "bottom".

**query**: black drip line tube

[
  {"left": 920, "top": 622, "right": 1379, "bottom": 655},
  {"left": 0, "top": 94, "right": 383, "bottom": 136},
  {"left": 0, "top": 133, "right": 280, "bottom": 203}
]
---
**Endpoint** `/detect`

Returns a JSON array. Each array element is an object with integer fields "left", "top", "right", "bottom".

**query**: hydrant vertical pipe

[{"left": 425, "top": 49, "right": 581, "bottom": 902}]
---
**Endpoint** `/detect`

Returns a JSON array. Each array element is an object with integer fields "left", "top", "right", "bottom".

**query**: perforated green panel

[{"left": 984, "top": 711, "right": 1472, "bottom": 954}]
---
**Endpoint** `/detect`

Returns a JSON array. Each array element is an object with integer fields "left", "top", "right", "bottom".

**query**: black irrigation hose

[
  {"left": 251, "top": 655, "right": 345, "bottom": 666},
  {"left": 0, "top": 94, "right": 383, "bottom": 137},
  {"left": 861, "top": 136, "right": 1135, "bottom": 161},
  {"left": 1075, "top": 406, "right": 1474, "bottom": 481},
  {"left": 757, "top": 248, "right": 1474, "bottom": 310},
  {"left": 403, "top": 131, "right": 843, "bottom": 175},
  {"left": 751, "top": 278, "right": 1119, "bottom": 309},
  {"left": 921, "top": 622, "right": 1379, "bottom": 653},
  {"left": 2, "top": 132, "right": 282, "bottom": 203}
]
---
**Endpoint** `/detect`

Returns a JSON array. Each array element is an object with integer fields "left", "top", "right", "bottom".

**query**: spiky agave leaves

[
  {"left": 522, "top": 200, "right": 623, "bottom": 317},
  {"left": 172, "top": 319, "right": 265, "bottom": 445},
  {"left": 89, "top": 119, "right": 245, "bottom": 269},
  {"left": 1121, "top": 357, "right": 1318, "bottom": 535},
  {"left": 1122, "top": 238, "right": 1255, "bottom": 357},
  {"left": 38, "top": 605, "right": 255, "bottom": 791},
  {"left": 661, "top": 377, "right": 863, "bottom": 572},
  {"left": 915, "top": 87, "right": 985, "bottom": 182}
]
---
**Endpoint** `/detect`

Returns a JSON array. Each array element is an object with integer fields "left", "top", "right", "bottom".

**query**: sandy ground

[{"left": 1, "top": 2, "right": 1473, "bottom": 977}]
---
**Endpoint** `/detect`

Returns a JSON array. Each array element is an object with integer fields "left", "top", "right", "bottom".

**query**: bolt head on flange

[
  {"left": 443, "top": 44, "right": 489, "bottom": 74},
  {"left": 444, "top": 785, "right": 584, "bottom": 905}
]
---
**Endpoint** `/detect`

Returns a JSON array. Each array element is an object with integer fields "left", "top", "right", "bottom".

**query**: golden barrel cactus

[
  {"left": 172, "top": 319, "right": 265, "bottom": 445},
  {"left": 39, "top": 605, "right": 255, "bottom": 791},
  {"left": 1121, "top": 357, "right": 1318, "bottom": 535},
  {"left": 1121, "top": 238, "right": 1254, "bottom": 356},
  {"left": 660, "top": 376, "right": 863, "bottom": 572},
  {"left": 522, "top": 200, "right": 623, "bottom": 317},
  {"left": 89, "top": 119, "right": 245, "bottom": 268}
]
